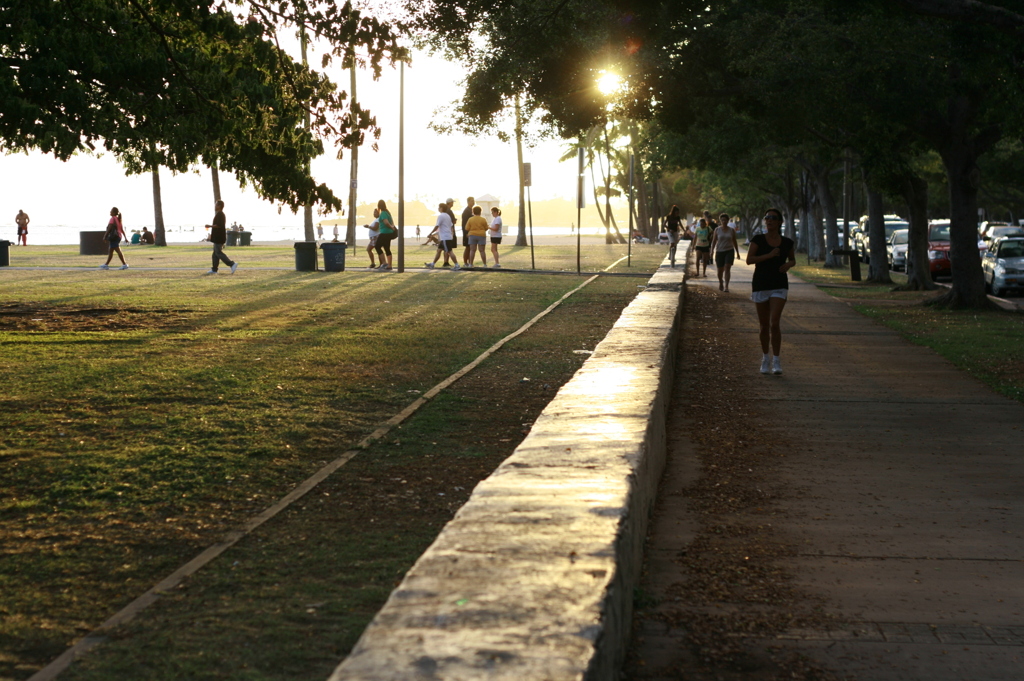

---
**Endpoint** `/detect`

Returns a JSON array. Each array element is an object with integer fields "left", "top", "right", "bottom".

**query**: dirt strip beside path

[{"left": 625, "top": 258, "right": 1024, "bottom": 681}]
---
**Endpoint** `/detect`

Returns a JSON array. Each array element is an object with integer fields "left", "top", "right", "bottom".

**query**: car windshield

[
  {"left": 884, "top": 221, "right": 909, "bottom": 237},
  {"left": 991, "top": 227, "right": 1024, "bottom": 239},
  {"left": 929, "top": 223, "right": 950, "bottom": 241},
  {"left": 998, "top": 242, "right": 1024, "bottom": 258},
  {"left": 891, "top": 230, "right": 909, "bottom": 245}
]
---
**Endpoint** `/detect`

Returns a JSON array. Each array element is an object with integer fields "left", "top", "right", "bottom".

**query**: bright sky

[{"left": 0, "top": 50, "right": 587, "bottom": 230}]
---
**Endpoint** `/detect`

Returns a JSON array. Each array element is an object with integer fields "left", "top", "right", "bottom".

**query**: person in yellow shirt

[{"left": 465, "top": 205, "right": 490, "bottom": 267}]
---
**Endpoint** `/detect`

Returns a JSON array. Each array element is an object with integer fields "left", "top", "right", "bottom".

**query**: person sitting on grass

[{"left": 140, "top": 227, "right": 154, "bottom": 244}]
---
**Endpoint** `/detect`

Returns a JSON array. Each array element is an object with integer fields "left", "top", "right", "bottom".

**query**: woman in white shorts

[{"left": 746, "top": 208, "right": 796, "bottom": 375}]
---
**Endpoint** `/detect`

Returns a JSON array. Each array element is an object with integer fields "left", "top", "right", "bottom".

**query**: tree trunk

[
  {"left": 152, "top": 163, "right": 166, "bottom": 247},
  {"left": 211, "top": 160, "right": 221, "bottom": 204},
  {"left": 897, "top": 173, "right": 935, "bottom": 290},
  {"left": 866, "top": 187, "right": 892, "bottom": 283},
  {"left": 515, "top": 96, "right": 527, "bottom": 247},
  {"left": 811, "top": 199, "right": 825, "bottom": 261},
  {"left": 814, "top": 166, "right": 841, "bottom": 267},
  {"left": 634, "top": 157, "right": 651, "bottom": 240},
  {"left": 346, "top": 59, "right": 359, "bottom": 246}
]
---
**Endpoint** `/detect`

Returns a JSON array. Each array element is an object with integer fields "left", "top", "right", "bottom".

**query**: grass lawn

[
  {"left": 0, "top": 244, "right": 666, "bottom": 681},
  {"left": 793, "top": 261, "right": 1024, "bottom": 403}
]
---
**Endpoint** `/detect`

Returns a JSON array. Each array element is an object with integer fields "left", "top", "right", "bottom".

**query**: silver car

[
  {"left": 982, "top": 237, "right": 1024, "bottom": 297},
  {"left": 887, "top": 229, "right": 909, "bottom": 271}
]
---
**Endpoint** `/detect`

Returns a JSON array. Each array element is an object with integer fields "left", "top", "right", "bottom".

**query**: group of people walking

[
  {"left": 667, "top": 205, "right": 796, "bottom": 376},
  {"left": 361, "top": 197, "right": 504, "bottom": 271}
]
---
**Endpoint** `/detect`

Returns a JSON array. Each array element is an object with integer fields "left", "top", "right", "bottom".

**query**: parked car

[
  {"left": 981, "top": 225, "right": 1024, "bottom": 242},
  {"left": 982, "top": 236, "right": 1024, "bottom": 297},
  {"left": 855, "top": 215, "right": 908, "bottom": 263},
  {"left": 925, "top": 220, "right": 988, "bottom": 278},
  {"left": 979, "top": 221, "right": 1011, "bottom": 241},
  {"left": 887, "top": 229, "right": 909, "bottom": 271}
]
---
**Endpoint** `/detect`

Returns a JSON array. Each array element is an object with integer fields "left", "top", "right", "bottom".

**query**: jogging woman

[
  {"left": 665, "top": 205, "right": 683, "bottom": 267},
  {"left": 692, "top": 217, "right": 712, "bottom": 277},
  {"left": 710, "top": 212, "right": 740, "bottom": 292},
  {"left": 100, "top": 207, "right": 129, "bottom": 270},
  {"left": 375, "top": 200, "right": 396, "bottom": 271},
  {"left": 746, "top": 208, "right": 795, "bottom": 375}
]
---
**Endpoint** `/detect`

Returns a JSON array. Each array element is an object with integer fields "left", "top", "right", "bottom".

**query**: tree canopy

[{"left": 0, "top": 0, "right": 404, "bottom": 211}]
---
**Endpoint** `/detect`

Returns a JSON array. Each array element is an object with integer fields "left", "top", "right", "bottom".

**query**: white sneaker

[
  {"left": 760, "top": 356, "right": 771, "bottom": 374},
  {"left": 772, "top": 357, "right": 783, "bottom": 375},
  {"left": 452, "top": 263, "right": 461, "bottom": 271},
  {"left": 205, "top": 269, "right": 217, "bottom": 275},
  {"left": 98, "top": 264, "right": 110, "bottom": 270},
  {"left": 493, "top": 263, "right": 501, "bottom": 268},
  {"left": 119, "top": 264, "right": 129, "bottom": 270},
  {"left": 230, "top": 262, "right": 238, "bottom": 274},
  {"left": 424, "top": 262, "right": 434, "bottom": 269}
]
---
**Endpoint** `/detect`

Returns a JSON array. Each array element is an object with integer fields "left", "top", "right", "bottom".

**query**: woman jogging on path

[
  {"left": 665, "top": 205, "right": 683, "bottom": 267},
  {"left": 692, "top": 217, "right": 712, "bottom": 277},
  {"left": 99, "top": 207, "right": 128, "bottom": 270},
  {"left": 746, "top": 208, "right": 795, "bottom": 375},
  {"left": 375, "top": 200, "right": 397, "bottom": 271},
  {"left": 710, "top": 211, "right": 740, "bottom": 292}
]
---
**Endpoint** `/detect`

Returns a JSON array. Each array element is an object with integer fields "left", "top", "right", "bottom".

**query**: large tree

[{"left": 1, "top": 0, "right": 402, "bottom": 216}]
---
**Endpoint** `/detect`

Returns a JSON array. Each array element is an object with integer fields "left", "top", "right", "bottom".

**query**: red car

[{"left": 925, "top": 221, "right": 987, "bottom": 278}]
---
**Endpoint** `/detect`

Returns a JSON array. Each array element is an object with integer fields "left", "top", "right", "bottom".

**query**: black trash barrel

[
  {"left": 320, "top": 242, "right": 346, "bottom": 272},
  {"left": 80, "top": 231, "right": 108, "bottom": 255},
  {"left": 240, "top": 231, "right": 252, "bottom": 246},
  {"left": 0, "top": 240, "right": 10, "bottom": 267},
  {"left": 294, "top": 241, "right": 318, "bottom": 271},
  {"left": 227, "top": 231, "right": 238, "bottom": 246}
]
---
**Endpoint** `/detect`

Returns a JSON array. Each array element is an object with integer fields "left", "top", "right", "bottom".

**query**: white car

[{"left": 982, "top": 237, "right": 1024, "bottom": 297}]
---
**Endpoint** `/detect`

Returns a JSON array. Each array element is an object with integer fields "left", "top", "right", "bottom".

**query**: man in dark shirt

[
  {"left": 459, "top": 196, "right": 475, "bottom": 267},
  {"left": 205, "top": 200, "right": 238, "bottom": 274}
]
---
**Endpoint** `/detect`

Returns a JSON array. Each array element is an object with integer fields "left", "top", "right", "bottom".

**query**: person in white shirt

[
  {"left": 488, "top": 207, "right": 504, "bottom": 268},
  {"left": 710, "top": 211, "right": 740, "bottom": 292},
  {"left": 365, "top": 208, "right": 380, "bottom": 269},
  {"left": 424, "top": 202, "right": 461, "bottom": 270}
]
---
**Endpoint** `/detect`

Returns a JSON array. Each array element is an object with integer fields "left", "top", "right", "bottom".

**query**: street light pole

[{"left": 398, "top": 60, "right": 405, "bottom": 273}]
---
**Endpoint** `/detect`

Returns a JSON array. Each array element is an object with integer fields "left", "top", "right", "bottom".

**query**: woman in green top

[{"left": 375, "top": 199, "right": 397, "bottom": 271}]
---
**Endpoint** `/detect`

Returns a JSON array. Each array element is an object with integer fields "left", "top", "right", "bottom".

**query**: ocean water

[{"left": 7, "top": 224, "right": 610, "bottom": 246}]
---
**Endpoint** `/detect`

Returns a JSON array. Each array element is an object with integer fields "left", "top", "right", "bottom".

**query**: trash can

[
  {"left": 294, "top": 241, "right": 318, "bottom": 271},
  {"left": 240, "top": 231, "right": 252, "bottom": 246},
  {"left": 80, "top": 231, "right": 108, "bottom": 255},
  {"left": 0, "top": 240, "right": 10, "bottom": 267},
  {"left": 227, "top": 231, "right": 238, "bottom": 246},
  {"left": 320, "top": 242, "right": 346, "bottom": 272}
]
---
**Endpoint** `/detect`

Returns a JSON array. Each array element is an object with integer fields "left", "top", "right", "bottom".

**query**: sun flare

[{"left": 596, "top": 71, "right": 624, "bottom": 97}]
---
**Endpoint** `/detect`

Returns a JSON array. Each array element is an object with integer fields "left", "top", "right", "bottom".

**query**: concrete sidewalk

[{"left": 627, "top": 258, "right": 1024, "bottom": 680}]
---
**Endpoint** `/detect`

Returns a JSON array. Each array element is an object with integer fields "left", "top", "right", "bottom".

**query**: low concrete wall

[{"left": 329, "top": 261, "right": 686, "bottom": 681}]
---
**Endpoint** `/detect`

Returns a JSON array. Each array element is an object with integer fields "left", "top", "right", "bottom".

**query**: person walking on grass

[
  {"left": 693, "top": 217, "right": 712, "bottom": 277},
  {"left": 99, "top": 207, "right": 129, "bottom": 270},
  {"left": 205, "top": 200, "right": 238, "bottom": 275},
  {"left": 488, "top": 207, "right": 503, "bottom": 268},
  {"left": 465, "top": 206, "right": 490, "bottom": 267},
  {"left": 374, "top": 200, "right": 397, "bottom": 271},
  {"left": 15, "top": 210, "right": 29, "bottom": 246},
  {"left": 746, "top": 208, "right": 795, "bottom": 375},
  {"left": 711, "top": 211, "right": 740, "bottom": 292},
  {"left": 424, "top": 202, "right": 461, "bottom": 270},
  {"left": 365, "top": 208, "right": 381, "bottom": 269}
]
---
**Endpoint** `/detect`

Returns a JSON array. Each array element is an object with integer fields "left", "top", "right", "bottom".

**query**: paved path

[{"left": 627, "top": 257, "right": 1024, "bottom": 680}]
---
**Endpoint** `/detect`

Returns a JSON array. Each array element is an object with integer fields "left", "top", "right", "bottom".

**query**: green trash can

[
  {"left": 227, "top": 231, "right": 238, "bottom": 247},
  {"left": 294, "top": 241, "right": 318, "bottom": 271},
  {"left": 0, "top": 240, "right": 10, "bottom": 267},
  {"left": 240, "top": 231, "right": 252, "bottom": 246},
  {"left": 320, "top": 242, "right": 346, "bottom": 272}
]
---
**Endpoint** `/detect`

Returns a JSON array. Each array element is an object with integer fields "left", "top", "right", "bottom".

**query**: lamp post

[{"left": 397, "top": 59, "right": 405, "bottom": 272}]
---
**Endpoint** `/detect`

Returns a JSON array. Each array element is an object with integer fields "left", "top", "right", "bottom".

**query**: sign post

[{"left": 524, "top": 162, "right": 534, "bottom": 270}]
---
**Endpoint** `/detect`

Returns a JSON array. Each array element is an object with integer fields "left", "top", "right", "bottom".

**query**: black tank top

[{"left": 751, "top": 234, "right": 794, "bottom": 292}]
